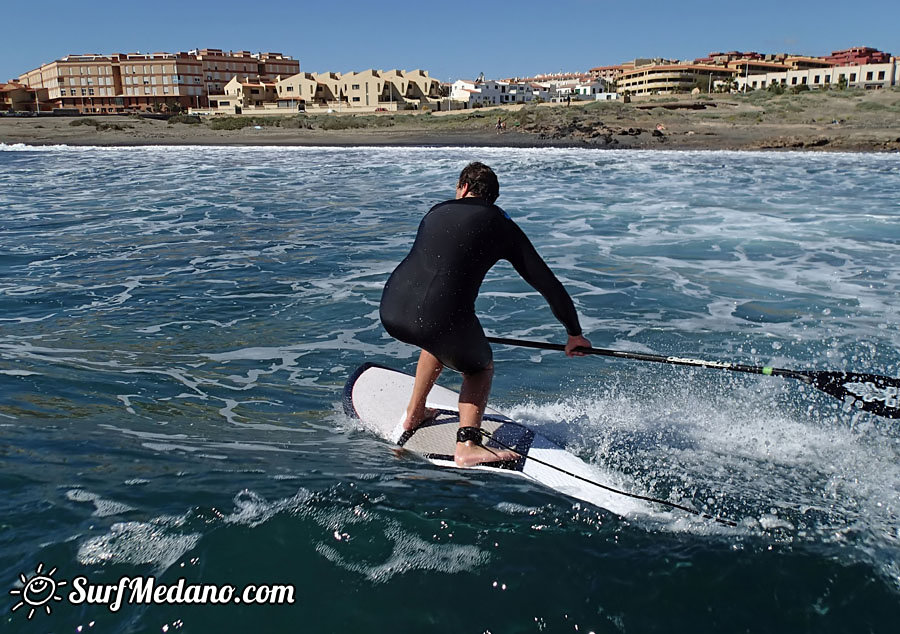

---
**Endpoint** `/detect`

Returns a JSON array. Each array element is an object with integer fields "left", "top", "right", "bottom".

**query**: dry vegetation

[{"left": 2, "top": 87, "right": 899, "bottom": 151}]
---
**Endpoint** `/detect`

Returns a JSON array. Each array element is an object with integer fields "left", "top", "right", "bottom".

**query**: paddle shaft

[
  {"left": 487, "top": 336, "right": 900, "bottom": 419},
  {"left": 486, "top": 336, "right": 808, "bottom": 382}
]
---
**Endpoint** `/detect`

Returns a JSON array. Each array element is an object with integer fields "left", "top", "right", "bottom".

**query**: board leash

[{"left": 477, "top": 428, "right": 739, "bottom": 528}]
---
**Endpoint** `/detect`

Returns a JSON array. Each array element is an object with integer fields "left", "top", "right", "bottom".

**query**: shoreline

[{"left": 2, "top": 90, "right": 899, "bottom": 152}]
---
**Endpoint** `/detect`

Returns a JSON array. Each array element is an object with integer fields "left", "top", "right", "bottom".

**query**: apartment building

[
  {"left": 19, "top": 54, "right": 122, "bottom": 113},
  {"left": 387, "top": 69, "right": 442, "bottom": 103},
  {"left": 826, "top": 46, "right": 891, "bottom": 66},
  {"left": 207, "top": 76, "right": 279, "bottom": 113},
  {"left": 589, "top": 65, "right": 624, "bottom": 83},
  {"left": 117, "top": 53, "right": 204, "bottom": 111},
  {"left": 311, "top": 72, "right": 342, "bottom": 105},
  {"left": 19, "top": 52, "right": 206, "bottom": 113},
  {"left": 17, "top": 49, "right": 297, "bottom": 113},
  {"left": 737, "top": 58, "right": 900, "bottom": 91},
  {"left": 275, "top": 72, "right": 319, "bottom": 110},
  {"left": 191, "top": 49, "right": 298, "bottom": 95},
  {"left": 0, "top": 81, "right": 50, "bottom": 112},
  {"left": 617, "top": 62, "right": 737, "bottom": 95},
  {"left": 339, "top": 70, "right": 383, "bottom": 108}
]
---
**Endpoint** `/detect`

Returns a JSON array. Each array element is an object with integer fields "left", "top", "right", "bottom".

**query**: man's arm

[{"left": 503, "top": 218, "right": 583, "bottom": 337}]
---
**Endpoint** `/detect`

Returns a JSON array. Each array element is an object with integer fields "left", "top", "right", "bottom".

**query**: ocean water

[{"left": 1, "top": 144, "right": 898, "bottom": 633}]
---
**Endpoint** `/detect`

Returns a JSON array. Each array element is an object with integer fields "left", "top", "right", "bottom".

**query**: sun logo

[{"left": 9, "top": 563, "right": 67, "bottom": 620}]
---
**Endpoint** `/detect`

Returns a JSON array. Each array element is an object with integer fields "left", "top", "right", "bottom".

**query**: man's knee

[{"left": 463, "top": 361, "right": 493, "bottom": 379}]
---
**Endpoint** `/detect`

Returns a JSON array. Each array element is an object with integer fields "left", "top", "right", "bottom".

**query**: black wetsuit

[{"left": 380, "top": 197, "right": 582, "bottom": 374}]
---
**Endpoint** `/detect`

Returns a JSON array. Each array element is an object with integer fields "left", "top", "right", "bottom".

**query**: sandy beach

[{"left": 2, "top": 88, "right": 899, "bottom": 151}]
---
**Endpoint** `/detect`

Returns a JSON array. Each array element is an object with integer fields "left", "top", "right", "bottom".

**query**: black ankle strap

[{"left": 456, "top": 426, "right": 482, "bottom": 445}]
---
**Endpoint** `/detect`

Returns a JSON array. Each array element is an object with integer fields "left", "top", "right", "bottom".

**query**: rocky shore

[{"left": 2, "top": 88, "right": 898, "bottom": 151}]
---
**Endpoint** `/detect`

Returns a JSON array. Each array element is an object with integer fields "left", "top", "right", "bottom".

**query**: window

[
  {"left": 88, "top": 88, "right": 95, "bottom": 95},
  {"left": 352, "top": 84, "right": 360, "bottom": 90},
  {"left": 60, "top": 88, "right": 66, "bottom": 96},
  {"left": 791, "top": 77, "right": 798, "bottom": 85},
  {"left": 286, "top": 86, "right": 293, "bottom": 92},
  {"left": 352, "top": 96, "right": 360, "bottom": 102},
  {"left": 814, "top": 75, "right": 820, "bottom": 83},
  {"left": 824, "top": 75, "right": 830, "bottom": 83},
  {"left": 849, "top": 73, "right": 856, "bottom": 82},
  {"left": 866, "top": 71, "right": 874, "bottom": 80},
  {"left": 878, "top": 71, "right": 886, "bottom": 80},
  {"left": 801, "top": 77, "right": 807, "bottom": 84}
]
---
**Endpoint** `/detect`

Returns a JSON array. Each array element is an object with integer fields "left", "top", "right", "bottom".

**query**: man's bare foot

[
  {"left": 455, "top": 442, "right": 519, "bottom": 467},
  {"left": 403, "top": 407, "right": 439, "bottom": 431}
]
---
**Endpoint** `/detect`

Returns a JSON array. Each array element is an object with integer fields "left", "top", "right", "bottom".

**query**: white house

[
  {"left": 450, "top": 78, "right": 547, "bottom": 107},
  {"left": 543, "top": 78, "right": 609, "bottom": 102}
]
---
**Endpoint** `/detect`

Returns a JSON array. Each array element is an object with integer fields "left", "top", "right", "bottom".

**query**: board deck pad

[
  {"left": 397, "top": 412, "right": 535, "bottom": 471},
  {"left": 343, "top": 363, "right": 651, "bottom": 517}
]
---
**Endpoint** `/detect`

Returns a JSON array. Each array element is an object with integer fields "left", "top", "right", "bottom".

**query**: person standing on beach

[{"left": 380, "top": 162, "right": 591, "bottom": 466}]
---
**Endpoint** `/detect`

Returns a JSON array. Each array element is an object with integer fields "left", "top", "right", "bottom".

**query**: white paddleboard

[{"left": 343, "top": 363, "right": 652, "bottom": 518}]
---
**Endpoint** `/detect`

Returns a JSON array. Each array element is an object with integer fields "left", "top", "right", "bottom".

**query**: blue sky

[{"left": 4, "top": 0, "right": 898, "bottom": 82}]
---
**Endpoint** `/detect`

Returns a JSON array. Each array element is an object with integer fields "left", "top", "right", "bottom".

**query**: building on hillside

[
  {"left": 189, "top": 49, "right": 298, "bottom": 95},
  {"left": 449, "top": 79, "right": 532, "bottom": 107},
  {"left": 17, "top": 49, "right": 297, "bottom": 114},
  {"left": 826, "top": 47, "right": 892, "bottom": 66},
  {"left": 206, "top": 76, "right": 278, "bottom": 114},
  {"left": 737, "top": 58, "right": 900, "bottom": 91},
  {"left": 784, "top": 56, "right": 833, "bottom": 70},
  {"left": 617, "top": 63, "right": 736, "bottom": 96},
  {"left": 393, "top": 69, "right": 442, "bottom": 104},
  {"left": 339, "top": 70, "right": 383, "bottom": 108},
  {"left": 117, "top": 53, "right": 204, "bottom": 111},
  {"left": 0, "top": 81, "right": 50, "bottom": 112},
  {"left": 449, "top": 79, "right": 481, "bottom": 108},
  {"left": 365, "top": 69, "right": 441, "bottom": 109},
  {"left": 589, "top": 65, "right": 624, "bottom": 83},
  {"left": 275, "top": 73, "right": 318, "bottom": 111},
  {"left": 18, "top": 52, "right": 205, "bottom": 113},
  {"left": 541, "top": 77, "right": 609, "bottom": 101},
  {"left": 694, "top": 51, "right": 765, "bottom": 65},
  {"left": 311, "top": 72, "right": 342, "bottom": 106}
]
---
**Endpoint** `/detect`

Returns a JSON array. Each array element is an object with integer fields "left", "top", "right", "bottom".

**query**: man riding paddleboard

[{"left": 380, "top": 162, "right": 591, "bottom": 466}]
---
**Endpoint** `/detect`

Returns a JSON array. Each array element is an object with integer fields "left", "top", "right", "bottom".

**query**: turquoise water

[{"left": 1, "top": 145, "right": 899, "bottom": 632}]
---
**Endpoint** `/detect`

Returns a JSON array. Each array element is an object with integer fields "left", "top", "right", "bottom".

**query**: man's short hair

[{"left": 458, "top": 162, "right": 499, "bottom": 204}]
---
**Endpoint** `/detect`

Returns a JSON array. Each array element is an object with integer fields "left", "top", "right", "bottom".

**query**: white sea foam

[
  {"left": 66, "top": 489, "right": 136, "bottom": 517},
  {"left": 3, "top": 146, "right": 898, "bottom": 589},
  {"left": 77, "top": 515, "right": 200, "bottom": 572},
  {"left": 223, "top": 487, "right": 489, "bottom": 582}
]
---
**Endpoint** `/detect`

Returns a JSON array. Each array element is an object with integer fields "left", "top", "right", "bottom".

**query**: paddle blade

[{"left": 809, "top": 371, "right": 900, "bottom": 418}]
